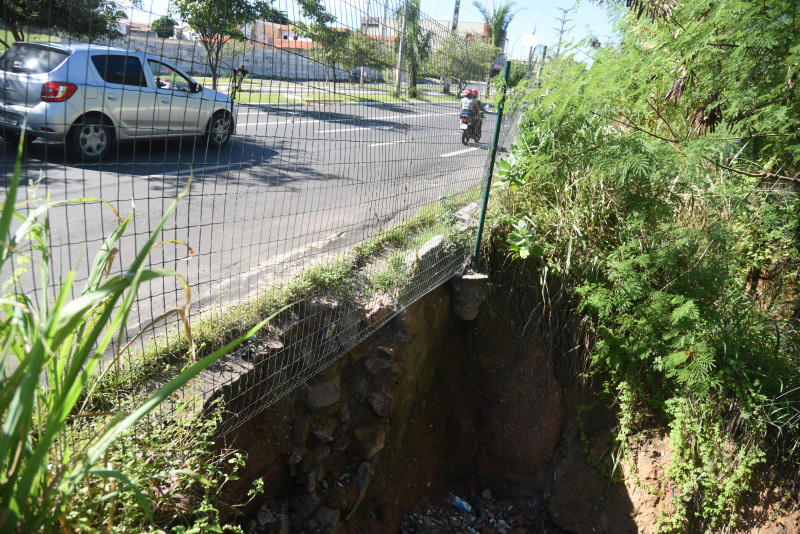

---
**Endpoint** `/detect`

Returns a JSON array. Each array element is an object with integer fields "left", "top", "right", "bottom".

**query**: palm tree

[
  {"left": 472, "top": 0, "right": 518, "bottom": 49},
  {"left": 395, "top": 0, "right": 433, "bottom": 97}
]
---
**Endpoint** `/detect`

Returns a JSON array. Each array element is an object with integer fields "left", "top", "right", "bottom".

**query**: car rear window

[
  {"left": 91, "top": 55, "right": 147, "bottom": 87},
  {"left": 0, "top": 43, "right": 69, "bottom": 73}
]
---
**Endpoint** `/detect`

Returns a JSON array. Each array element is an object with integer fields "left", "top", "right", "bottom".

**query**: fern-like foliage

[{"left": 494, "top": 0, "right": 800, "bottom": 530}]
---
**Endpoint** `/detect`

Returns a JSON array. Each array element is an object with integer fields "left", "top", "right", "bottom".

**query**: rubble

[{"left": 399, "top": 488, "right": 562, "bottom": 534}]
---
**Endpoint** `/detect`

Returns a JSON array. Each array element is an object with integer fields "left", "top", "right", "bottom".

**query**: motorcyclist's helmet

[{"left": 469, "top": 89, "right": 478, "bottom": 97}]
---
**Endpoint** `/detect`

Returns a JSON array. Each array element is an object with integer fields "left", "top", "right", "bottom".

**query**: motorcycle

[{"left": 459, "top": 110, "right": 482, "bottom": 145}]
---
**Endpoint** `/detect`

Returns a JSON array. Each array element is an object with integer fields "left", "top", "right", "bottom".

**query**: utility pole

[
  {"left": 554, "top": 7, "right": 573, "bottom": 57},
  {"left": 381, "top": 0, "right": 389, "bottom": 82},
  {"left": 360, "top": 0, "right": 371, "bottom": 86},
  {"left": 451, "top": 0, "right": 460, "bottom": 32},
  {"left": 395, "top": 0, "right": 408, "bottom": 94}
]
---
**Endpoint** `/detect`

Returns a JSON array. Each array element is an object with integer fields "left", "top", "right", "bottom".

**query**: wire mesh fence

[{"left": 1, "top": 0, "right": 514, "bottom": 434}]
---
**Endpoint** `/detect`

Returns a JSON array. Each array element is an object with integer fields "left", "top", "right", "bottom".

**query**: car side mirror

[{"left": 192, "top": 82, "right": 203, "bottom": 93}]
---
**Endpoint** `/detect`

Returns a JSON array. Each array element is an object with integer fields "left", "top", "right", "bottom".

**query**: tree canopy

[
  {"left": 471, "top": 0, "right": 518, "bottom": 49},
  {"left": 432, "top": 34, "right": 497, "bottom": 95},
  {"left": 0, "top": 0, "right": 125, "bottom": 47},
  {"left": 294, "top": 0, "right": 349, "bottom": 91},
  {"left": 171, "top": 0, "right": 288, "bottom": 90},
  {"left": 151, "top": 16, "right": 177, "bottom": 39},
  {"left": 395, "top": 0, "right": 432, "bottom": 98}
]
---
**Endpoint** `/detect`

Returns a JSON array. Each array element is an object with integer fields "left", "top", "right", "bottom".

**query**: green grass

[
  {"left": 94, "top": 189, "right": 482, "bottom": 402},
  {"left": 0, "top": 142, "right": 272, "bottom": 532},
  {"left": 0, "top": 32, "right": 60, "bottom": 47}
]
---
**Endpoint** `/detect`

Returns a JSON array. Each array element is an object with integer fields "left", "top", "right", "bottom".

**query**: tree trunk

[{"left": 409, "top": 60, "right": 417, "bottom": 98}]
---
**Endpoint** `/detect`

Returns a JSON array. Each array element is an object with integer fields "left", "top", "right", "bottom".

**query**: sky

[
  {"left": 419, "top": 0, "right": 616, "bottom": 60},
  {"left": 130, "top": 0, "right": 617, "bottom": 60}
]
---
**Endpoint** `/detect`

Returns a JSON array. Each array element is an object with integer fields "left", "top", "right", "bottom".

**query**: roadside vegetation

[
  {"left": 0, "top": 146, "right": 274, "bottom": 533},
  {"left": 490, "top": 0, "right": 800, "bottom": 531}
]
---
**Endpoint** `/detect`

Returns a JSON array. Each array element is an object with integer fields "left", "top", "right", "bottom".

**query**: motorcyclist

[
  {"left": 471, "top": 89, "right": 484, "bottom": 135},
  {"left": 460, "top": 89, "right": 481, "bottom": 132}
]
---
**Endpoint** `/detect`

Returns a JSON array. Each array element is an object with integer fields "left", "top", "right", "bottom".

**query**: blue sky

[
  {"left": 420, "top": 0, "right": 616, "bottom": 59},
  {"left": 130, "top": 0, "right": 616, "bottom": 59}
]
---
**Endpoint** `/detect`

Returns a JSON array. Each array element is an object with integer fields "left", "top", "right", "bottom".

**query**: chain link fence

[{"left": 1, "top": 0, "right": 515, "bottom": 434}]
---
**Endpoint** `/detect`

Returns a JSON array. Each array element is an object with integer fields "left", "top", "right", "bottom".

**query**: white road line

[
  {"left": 239, "top": 111, "right": 448, "bottom": 129},
  {"left": 316, "top": 126, "right": 370, "bottom": 134},
  {"left": 239, "top": 118, "right": 319, "bottom": 127},
  {"left": 369, "top": 140, "right": 408, "bottom": 147},
  {"left": 440, "top": 147, "right": 480, "bottom": 158},
  {"left": 146, "top": 161, "right": 252, "bottom": 179}
]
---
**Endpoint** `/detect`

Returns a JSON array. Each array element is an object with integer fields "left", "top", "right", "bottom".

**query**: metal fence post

[{"left": 471, "top": 60, "right": 511, "bottom": 271}]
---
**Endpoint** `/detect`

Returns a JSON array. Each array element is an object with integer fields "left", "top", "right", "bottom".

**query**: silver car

[{"left": 0, "top": 42, "right": 235, "bottom": 161}]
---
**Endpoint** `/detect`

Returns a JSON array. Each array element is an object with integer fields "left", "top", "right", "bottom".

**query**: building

[
  {"left": 358, "top": 17, "right": 487, "bottom": 42},
  {"left": 247, "top": 21, "right": 314, "bottom": 50},
  {"left": 116, "top": 18, "right": 156, "bottom": 38},
  {"left": 174, "top": 25, "right": 200, "bottom": 41}
]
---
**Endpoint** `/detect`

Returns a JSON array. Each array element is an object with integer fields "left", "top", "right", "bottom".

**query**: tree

[
  {"left": 346, "top": 32, "right": 393, "bottom": 85},
  {"left": 395, "top": 0, "right": 432, "bottom": 98},
  {"left": 433, "top": 33, "right": 498, "bottom": 95},
  {"left": 151, "top": 16, "right": 177, "bottom": 39},
  {"left": 294, "top": 0, "right": 350, "bottom": 92},
  {"left": 0, "top": 0, "right": 125, "bottom": 48},
  {"left": 472, "top": 0, "right": 518, "bottom": 48},
  {"left": 171, "top": 0, "right": 288, "bottom": 90}
]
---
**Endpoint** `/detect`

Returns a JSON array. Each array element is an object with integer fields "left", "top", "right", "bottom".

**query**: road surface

[{"left": 0, "top": 99, "right": 494, "bottom": 337}]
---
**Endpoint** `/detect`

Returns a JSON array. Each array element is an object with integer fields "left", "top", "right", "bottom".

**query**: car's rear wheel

[
  {"left": 2, "top": 131, "right": 36, "bottom": 149},
  {"left": 68, "top": 117, "right": 113, "bottom": 162},
  {"left": 205, "top": 111, "right": 232, "bottom": 149}
]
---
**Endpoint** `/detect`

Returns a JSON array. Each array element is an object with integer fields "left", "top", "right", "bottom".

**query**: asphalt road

[{"left": 0, "top": 99, "right": 494, "bottom": 336}]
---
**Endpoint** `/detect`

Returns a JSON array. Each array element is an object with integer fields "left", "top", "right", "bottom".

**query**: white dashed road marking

[{"left": 440, "top": 147, "right": 480, "bottom": 158}]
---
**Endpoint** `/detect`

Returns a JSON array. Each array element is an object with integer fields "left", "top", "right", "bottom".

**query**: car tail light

[{"left": 41, "top": 82, "right": 78, "bottom": 102}]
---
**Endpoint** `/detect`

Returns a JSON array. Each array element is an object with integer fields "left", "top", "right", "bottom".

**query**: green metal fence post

[{"left": 471, "top": 60, "right": 511, "bottom": 271}]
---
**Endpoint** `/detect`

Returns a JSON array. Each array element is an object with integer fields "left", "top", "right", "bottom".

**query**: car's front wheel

[
  {"left": 68, "top": 117, "right": 113, "bottom": 162},
  {"left": 204, "top": 110, "right": 232, "bottom": 149}
]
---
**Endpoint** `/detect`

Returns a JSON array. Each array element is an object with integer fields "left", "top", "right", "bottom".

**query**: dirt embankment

[{"left": 217, "top": 283, "right": 800, "bottom": 534}]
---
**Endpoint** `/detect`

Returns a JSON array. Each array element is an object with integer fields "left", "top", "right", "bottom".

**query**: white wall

[{"left": 109, "top": 36, "right": 351, "bottom": 81}]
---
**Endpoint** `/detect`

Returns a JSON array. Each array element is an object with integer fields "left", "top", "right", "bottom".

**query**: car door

[
  {"left": 146, "top": 59, "right": 204, "bottom": 136},
  {"left": 90, "top": 54, "right": 161, "bottom": 137}
]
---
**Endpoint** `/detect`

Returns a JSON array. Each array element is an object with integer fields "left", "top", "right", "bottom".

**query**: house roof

[
  {"left": 117, "top": 18, "right": 152, "bottom": 30},
  {"left": 272, "top": 40, "right": 316, "bottom": 49}
]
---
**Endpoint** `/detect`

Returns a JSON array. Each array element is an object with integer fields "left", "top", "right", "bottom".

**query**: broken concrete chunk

[
  {"left": 403, "top": 235, "right": 446, "bottom": 272},
  {"left": 353, "top": 427, "right": 386, "bottom": 459},
  {"left": 368, "top": 392, "right": 393, "bottom": 417},
  {"left": 301, "top": 296, "right": 340, "bottom": 316},
  {"left": 364, "top": 294, "right": 398, "bottom": 325},
  {"left": 311, "top": 427, "right": 334, "bottom": 443},
  {"left": 455, "top": 202, "right": 480, "bottom": 232},
  {"left": 451, "top": 272, "right": 490, "bottom": 321},
  {"left": 256, "top": 506, "right": 274, "bottom": 526},
  {"left": 355, "top": 461, "right": 373, "bottom": 487},
  {"left": 315, "top": 506, "right": 340, "bottom": 528},
  {"left": 305, "top": 377, "right": 340, "bottom": 410},
  {"left": 291, "top": 492, "right": 320, "bottom": 519}
]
